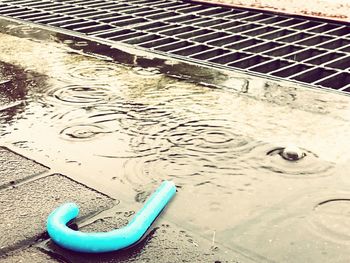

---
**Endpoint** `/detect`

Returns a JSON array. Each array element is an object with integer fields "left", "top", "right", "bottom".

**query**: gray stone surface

[
  {"left": 0, "top": 147, "right": 48, "bottom": 189},
  {"left": 0, "top": 174, "right": 116, "bottom": 255},
  {"left": 41, "top": 212, "right": 237, "bottom": 263},
  {"left": 1, "top": 247, "right": 61, "bottom": 262}
]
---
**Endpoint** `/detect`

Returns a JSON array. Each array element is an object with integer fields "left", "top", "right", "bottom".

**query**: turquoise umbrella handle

[{"left": 47, "top": 180, "right": 176, "bottom": 253}]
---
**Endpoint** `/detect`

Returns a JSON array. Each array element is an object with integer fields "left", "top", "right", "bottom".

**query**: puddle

[{"left": 0, "top": 23, "right": 350, "bottom": 262}]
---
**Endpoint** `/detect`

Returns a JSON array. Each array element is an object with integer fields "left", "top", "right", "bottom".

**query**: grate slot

[
  {"left": 124, "top": 34, "right": 163, "bottom": 45},
  {"left": 85, "top": 12, "right": 123, "bottom": 21},
  {"left": 196, "top": 7, "right": 233, "bottom": 17},
  {"left": 229, "top": 55, "right": 271, "bottom": 68},
  {"left": 176, "top": 28, "right": 215, "bottom": 39},
  {"left": 292, "top": 21, "right": 322, "bottom": 30},
  {"left": 76, "top": 24, "right": 115, "bottom": 34},
  {"left": 243, "top": 26, "right": 280, "bottom": 37},
  {"left": 194, "top": 18, "right": 229, "bottom": 28},
  {"left": 92, "top": 28, "right": 135, "bottom": 39},
  {"left": 250, "top": 59, "right": 295, "bottom": 74},
  {"left": 63, "top": 21, "right": 101, "bottom": 30},
  {"left": 326, "top": 26, "right": 350, "bottom": 37},
  {"left": 245, "top": 41, "right": 284, "bottom": 53},
  {"left": 319, "top": 38, "right": 350, "bottom": 50},
  {"left": 49, "top": 18, "right": 87, "bottom": 27},
  {"left": 292, "top": 68, "right": 338, "bottom": 83},
  {"left": 35, "top": 16, "right": 68, "bottom": 24},
  {"left": 278, "top": 32, "right": 314, "bottom": 43},
  {"left": 260, "top": 29, "right": 297, "bottom": 40},
  {"left": 160, "top": 25, "right": 198, "bottom": 36},
  {"left": 43, "top": 6, "right": 80, "bottom": 12},
  {"left": 111, "top": 17, "right": 148, "bottom": 27},
  {"left": 258, "top": 16, "right": 289, "bottom": 25},
  {"left": 83, "top": 2, "right": 120, "bottom": 10},
  {"left": 242, "top": 13, "right": 273, "bottom": 22},
  {"left": 274, "top": 18, "right": 305, "bottom": 27},
  {"left": 212, "top": 20, "right": 244, "bottom": 30},
  {"left": 192, "top": 31, "right": 230, "bottom": 43},
  {"left": 224, "top": 11, "right": 258, "bottom": 20},
  {"left": 325, "top": 56, "right": 350, "bottom": 70},
  {"left": 181, "top": 17, "right": 210, "bottom": 25},
  {"left": 207, "top": 34, "right": 248, "bottom": 47},
  {"left": 63, "top": 9, "right": 104, "bottom": 17},
  {"left": 297, "top": 35, "right": 334, "bottom": 46},
  {"left": 133, "top": 21, "right": 168, "bottom": 31},
  {"left": 134, "top": 10, "right": 163, "bottom": 17},
  {"left": 164, "top": 14, "right": 201, "bottom": 23},
  {"left": 10, "top": 10, "right": 44, "bottom": 18},
  {"left": 340, "top": 45, "right": 350, "bottom": 53},
  {"left": 16, "top": 12, "right": 52, "bottom": 20},
  {"left": 191, "top": 48, "right": 231, "bottom": 60},
  {"left": 176, "top": 5, "right": 208, "bottom": 13},
  {"left": 154, "top": 40, "right": 195, "bottom": 52},
  {"left": 139, "top": 37, "right": 177, "bottom": 48},
  {"left": 146, "top": 24, "right": 180, "bottom": 34},
  {"left": 118, "top": 7, "right": 153, "bottom": 14},
  {"left": 151, "top": 2, "right": 191, "bottom": 9},
  {"left": 24, "top": 2, "right": 60, "bottom": 8},
  {"left": 285, "top": 49, "right": 324, "bottom": 62},
  {"left": 305, "top": 52, "right": 346, "bottom": 65},
  {"left": 264, "top": 45, "right": 303, "bottom": 57},
  {"left": 0, "top": 5, "right": 16, "bottom": 12},
  {"left": 225, "top": 38, "right": 265, "bottom": 50},
  {"left": 272, "top": 64, "right": 313, "bottom": 78},
  {"left": 209, "top": 52, "right": 252, "bottom": 65},
  {"left": 171, "top": 44, "right": 212, "bottom": 56},
  {"left": 316, "top": 72, "right": 350, "bottom": 89},
  {"left": 0, "top": 7, "right": 29, "bottom": 15},
  {"left": 216, "top": 9, "right": 247, "bottom": 19},
  {"left": 109, "top": 31, "right": 146, "bottom": 41},
  {"left": 227, "top": 23, "right": 263, "bottom": 34},
  {"left": 108, "top": 5, "right": 138, "bottom": 13},
  {"left": 307, "top": 23, "right": 339, "bottom": 33}
]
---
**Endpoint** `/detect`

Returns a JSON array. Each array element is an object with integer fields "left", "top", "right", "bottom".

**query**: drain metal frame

[{"left": 0, "top": 0, "right": 349, "bottom": 92}]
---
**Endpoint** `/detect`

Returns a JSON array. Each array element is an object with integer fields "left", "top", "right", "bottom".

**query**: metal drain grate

[{"left": 0, "top": 0, "right": 350, "bottom": 92}]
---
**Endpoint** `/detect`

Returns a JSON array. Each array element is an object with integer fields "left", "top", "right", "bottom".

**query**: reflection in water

[
  {"left": 0, "top": 61, "right": 29, "bottom": 101},
  {"left": 0, "top": 30, "right": 350, "bottom": 263}
]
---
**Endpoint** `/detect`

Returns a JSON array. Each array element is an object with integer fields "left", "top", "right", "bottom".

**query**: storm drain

[{"left": 0, "top": 0, "right": 350, "bottom": 92}]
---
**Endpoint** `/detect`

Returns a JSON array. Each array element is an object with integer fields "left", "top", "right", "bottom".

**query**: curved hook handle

[{"left": 47, "top": 181, "right": 176, "bottom": 253}]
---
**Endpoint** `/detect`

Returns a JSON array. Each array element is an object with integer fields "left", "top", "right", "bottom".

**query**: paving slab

[
  {"left": 0, "top": 147, "right": 48, "bottom": 189},
  {"left": 0, "top": 174, "right": 116, "bottom": 255},
  {"left": 1, "top": 247, "right": 61, "bottom": 263},
  {"left": 40, "top": 210, "right": 237, "bottom": 263}
]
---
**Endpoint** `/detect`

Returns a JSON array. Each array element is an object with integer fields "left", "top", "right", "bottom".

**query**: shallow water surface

[{"left": 1, "top": 28, "right": 350, "bottom": 262}]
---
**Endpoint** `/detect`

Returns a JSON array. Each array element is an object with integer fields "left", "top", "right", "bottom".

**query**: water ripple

[
  {"left": 60, "top": 124, "right": 108, "bottom": 141},
  {"left": 65, "top": 62, "right": 123, "bottom": 83},
  {"left": 309, "top": 198, "right": 350, "bottom": 244},
  {"left": 117, "top": 118, "right": 263, "bottom": 192},
  {"left": 41, "top": 84, "right": 121, "bottom": 106},
  {"left": 258, "top": 147, "right": 335, "bottom": 178}
]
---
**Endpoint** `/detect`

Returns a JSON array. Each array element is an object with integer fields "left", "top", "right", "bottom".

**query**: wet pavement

[{"left": 0, "top": 17, "right": 350, "bottom": 262}]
